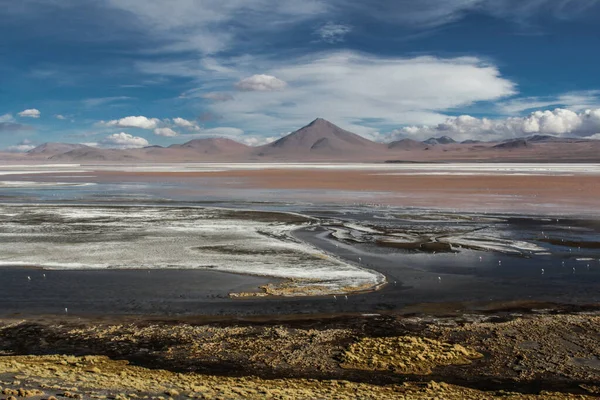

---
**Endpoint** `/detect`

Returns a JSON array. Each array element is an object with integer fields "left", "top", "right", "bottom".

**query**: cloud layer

[
  {"left": 101, "top": 132, "right": 150, "bottom": 148},
  {"left": 235, "top": 74, "right": 288, "bottom": 92},
  {"left": 392, "top": 108, "right": 600, "bottom": 142},
  {"left": 202, "top": 52, "right": 516, "bottom": 135},
  {"left": 104, "top": 116, "right": 160, "bottom": 130}
]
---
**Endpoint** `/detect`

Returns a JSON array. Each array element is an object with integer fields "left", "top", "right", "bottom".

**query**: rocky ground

[{"left": 0, "top": 311, "right": 598, "bottom": 399}]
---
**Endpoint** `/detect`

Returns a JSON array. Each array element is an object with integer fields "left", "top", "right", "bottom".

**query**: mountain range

[{"left": 3, "top": 118, "right": 599, "bottom": 163}]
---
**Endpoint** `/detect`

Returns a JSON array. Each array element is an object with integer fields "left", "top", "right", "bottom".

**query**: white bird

[
  {"left": 42, "top": 273, "right": 46, "bottom": 279},
  {"left": 358, "top": 257, "right": 362, "bottom": 263},
  {"left": 344, "top": 295, "right": 348, "bottom": 301},
  {"left": 393, "top": 281, "right": 397, "bottom": 286},
  {"left": 64, "top": 307, "right": 68, "bottom": 314},
  {"left": 541, "top": 268, "right": 545, "bottom": 275},
  {"left": 498, "top": 260, "right": 502, "bottom": 266},
  {"left": 333, "top": 295, "right": 337, "bottom": 301},
  {"left": 572, "top": 267, "right": 576, "bottom": 273},
  {"left": 479, "top": 256, "right": 483, "bottom": 261},
  {"left": 438, "top": 276, "right": 442, "bottom": 282},
  {"left": 27, "top": 276, "right": 31, "bottom": 281}
]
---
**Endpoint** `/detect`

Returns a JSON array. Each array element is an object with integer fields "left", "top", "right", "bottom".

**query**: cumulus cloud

[
  {"left": 498, "top": 90, "right": 600, "bottom": 114},
  {"left": 55, "top": 114, "right": 67, "bottom": 120},
  {"left": 235, "top": 74, "right": 287, "bottom": 92},
  {"left": 172, "top": 117, "right": 197, "bottom": 128},
  {"left": 390, "top": 108, "right": 600, "bottom": 142},
  {"left": 101, "top": 132, "right": 150, "bottom": 148},
  {"left": 153, "top": 127, "right": 179, "bottom": 137},
  {"left": 240, "top": 134, "right": 284, "bottom": 146},
  {"left": 0, "top": 114, "right": 14, "bottom": 123},
  {"left": 104, "top": 116, "right": 160, "bottom": 129},
  {"left": 6, "top": 139, "right": 35, "bottom": 153},
  {"left": 316, "top": 22, "right": 352, "bottom": 43},
  {"left": 17, "top": 108, "right": 41, "bottom": 118}
]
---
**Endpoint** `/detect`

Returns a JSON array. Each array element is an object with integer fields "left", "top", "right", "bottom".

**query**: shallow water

[{"left": 0, "top": 178, "right": 599, "bottom": 317}]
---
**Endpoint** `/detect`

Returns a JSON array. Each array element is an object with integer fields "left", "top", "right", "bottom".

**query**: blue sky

[{"left": 1, "top": 0, "right": 600, "bottom": 150}]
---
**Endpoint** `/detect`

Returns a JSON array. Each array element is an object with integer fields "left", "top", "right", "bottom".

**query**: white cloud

[
  {"left": 6, "top": 144, "right": 36, "bottom": 153},
  {"left": 18, "top": 109, "right": 41, "bottom": 118},
  {"left": 101, "top": 132, "right": 150, "bottom": 148},
  {"left": 240, "top": 134, "right": 283, "bottom": 146},
  {"left": 172, "top": 117, "right": 197, "bottom": 128},
  {"left": 6, "top": 139, "right": 35, "bottom": 153},
  {"left": 206, "top": 52, "right": 515, "bottom": 134},
  {"left": 202, "top": 92, "right": 234, "bottom": 102},
  {"left": 181, "top": 127, "right": 245, "bottom": 138},
  {"left": 153, "top": 127, "right": 179, "bottom": 137},
  {"left": 104, "top": 116, "right": 160, "bottom": 129},
  {"left": 316, "top": 22, "right": 352, "bottom": 43},
  {"left": 499, "top": 90, "right": 600, "bottom": 114},
  {"left": 235, "top": 74, "right": 287, "bottom": 92},
  {"left": 55, "top": 114, "right": 67, "bottom": 120},
  {"left": 83, "top": 96, "right": 133, "bottom": 107},
  {"left": 105, "top": 0, "right": 325, "bottom": 55},
  {"left": 80, "top": 142, "right": 100, "bottom": 147},
  {"left": 390, "top": 108, "right": 600, "bottom": 142},
  {"left": 200, "top": 127, "right": 244, "bottom": 136},
  {"left": 103, "top": 0, "right": 598, "bottom": 60},
  {"left": 0, "top": 114, "right": 14, "bottom": 123}
]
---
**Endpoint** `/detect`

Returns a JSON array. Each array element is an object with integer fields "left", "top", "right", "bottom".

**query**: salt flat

[
  {"left": 1, "top": 162, "right": 600, "bottom": 176},
  {"left": 0, "top": 204, "right": 384, "bottom": 296}
]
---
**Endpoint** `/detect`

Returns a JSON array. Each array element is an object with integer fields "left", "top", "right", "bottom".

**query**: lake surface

[{"left": 0, "top": 174, "right": 599, "bottom": 317}]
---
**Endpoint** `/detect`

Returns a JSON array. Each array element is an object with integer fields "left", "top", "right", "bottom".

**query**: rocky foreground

[{"left": 0, "top": 311, "right": 598, "bottom": 399}]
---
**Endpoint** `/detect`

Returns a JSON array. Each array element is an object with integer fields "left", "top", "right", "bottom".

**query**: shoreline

[{"left": 0, "top": 308, "right": 598, "bottom": 398}]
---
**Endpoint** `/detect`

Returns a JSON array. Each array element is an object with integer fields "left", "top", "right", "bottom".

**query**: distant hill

[
  {"left": 3, "top": 119, "right": 600, "bottom": 163},
  {"left": 170, "top": 138, "right": 249, "bottom": 154},
  {"left": 423, "top": 136, "right": 456, "bottom": 145},
  {"left": 253, "top": 118, "right": 387, "bottom": 159},
  {"left": 493, "top": 139, "right": 529, "bottom": 149},
  {"left": 28, "top": 143, "right": 91, "bottom": 156},
  {"left": 49, "top": 147, "right": 140, "bottom": 161},
  {"left": 387, "top": 138, "right": 428, "bottom": 151}
]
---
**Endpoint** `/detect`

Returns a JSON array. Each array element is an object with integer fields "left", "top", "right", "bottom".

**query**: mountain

[
  {"left": 28, "top": 143, "right": 91, "bottom": 156},
  {"left": 4, "top": 119, "right": 600, "bottom": 163},
  {"left": 493, "top": 139, "right": 529, "bottom": 149},
  {"left": 49, "top": 147, "right": 141, "bottom": 161},
  {"left": 387, "top": 138, "right": 428, "bottom": 151},
  {"left": 423, "top": 136, "right": 456, "bottom": 145},
  {"left": 253, "top": 118, "right": 387, "bottom": 160},
  {"left": 169, "top": 138, "right": 249, "bottom": 154}
]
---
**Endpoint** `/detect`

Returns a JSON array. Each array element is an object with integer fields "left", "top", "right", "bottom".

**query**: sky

[{"left": 1, "top": 0, "right": 600, "bottom": 151}]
